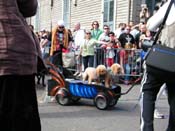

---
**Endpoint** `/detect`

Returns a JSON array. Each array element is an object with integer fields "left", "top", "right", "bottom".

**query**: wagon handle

[{"left": 115, "top": 77, "right": 141, "bottom": 97}]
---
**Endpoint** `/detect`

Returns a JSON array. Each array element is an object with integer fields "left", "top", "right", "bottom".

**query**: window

[
  {"left": 63, "top": 0, "right": 70, "bottom": 28},
  {"left": 103, "top": 0, "right": 114, "bottom": 30}
]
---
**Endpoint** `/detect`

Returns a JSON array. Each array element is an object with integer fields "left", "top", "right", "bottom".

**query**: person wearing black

[
  {"left": 118, "top": 25, "right": 136, "bottom": 84},
  {"left": 118, "top": 25, "right": 136, "bottom": 48},
  {"left": 140, "top": 0, "right": 175, "bottom": 130},
  {"left": 0, "top": 0, "right": 41, "bottom": 130},
  {"left": 135, "top": 24, "right": 147, "bottom": 49}
]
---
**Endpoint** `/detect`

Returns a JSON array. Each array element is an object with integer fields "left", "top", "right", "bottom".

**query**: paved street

[{"left": 36, "top": 83, "right": 169, "bottom": 131}]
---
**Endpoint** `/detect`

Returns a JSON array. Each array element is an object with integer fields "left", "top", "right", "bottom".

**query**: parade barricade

[
  {"left": 51, "top": 47, "right": 143, "bottom": 84},
  {"left": 94, "top": 47, "right": 143, "bottom": 84}
]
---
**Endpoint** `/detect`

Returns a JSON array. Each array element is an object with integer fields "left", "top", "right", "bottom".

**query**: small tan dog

[
  {"left": 82, "top": 67, "right": 97, "bottom": 83},
  {"left": 108, "top": 63, "right": 124, "bottom": 85},
  {"left": 110, "top": 63, "right": 123, "bottom": 75},
  {"left": 82, "top": 65, "right": 111, "bottom": 88}
]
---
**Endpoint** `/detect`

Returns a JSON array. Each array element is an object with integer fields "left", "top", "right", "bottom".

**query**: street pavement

[{"left": 36, "top": 82, "right": 169, "bottom": 131}]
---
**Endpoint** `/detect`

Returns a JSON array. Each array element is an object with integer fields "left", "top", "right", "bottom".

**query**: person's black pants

[
  {"left": 52, "top": 50, "right": 63, "bottom": 67},
  {"left": 82, "top": 55, "right": 94, "bottom": 70},
  {"left": 140, "top": 67, "right": 175, "bottom": 131},
  {"left": 96, "top": 48, "right": 105, "bottom": 66},
  {"left": 0, "top": 75, "right": 41, "bottom": 131}
]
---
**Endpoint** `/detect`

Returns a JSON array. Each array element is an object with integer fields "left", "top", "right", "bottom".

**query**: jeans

[{"left": 124, "top": 63, "right": 131, "bottom": 81}]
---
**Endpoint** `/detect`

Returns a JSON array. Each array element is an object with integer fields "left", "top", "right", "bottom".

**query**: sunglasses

[
  {"left": 86, "top": 33, "right": 91, "bottom": 35},
  {"left": 104, "top": 28, "right": 109, "bottom": 30},
  {"left": 93, "top": 23, "right": 98, "bottom": 25},
  {"left": 59, "top": 26, "right": 64, "bottom": 29}
]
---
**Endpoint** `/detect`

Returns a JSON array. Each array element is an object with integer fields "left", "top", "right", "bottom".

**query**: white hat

[
  {"left": 85, "top": 29, "right": 91, "bottom": 33},
  {"left": 57, "top": 20, "right": 65, "bottom": 26}
]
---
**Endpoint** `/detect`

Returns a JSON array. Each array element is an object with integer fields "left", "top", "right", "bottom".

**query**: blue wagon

[{"left": 47, "top": 62, "right": 140, "bottom": 110}]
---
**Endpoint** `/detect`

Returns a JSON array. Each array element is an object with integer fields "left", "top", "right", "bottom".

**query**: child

[{"left": 106, "top": 32, "right": 121, "bottom": 67}]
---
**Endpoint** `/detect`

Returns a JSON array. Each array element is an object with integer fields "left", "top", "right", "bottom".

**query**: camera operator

[
  {"left": 139, "top": 5, "right": 150, "bottom": 24},
  {"left": 140, "top": 0, "right": 175, "bottom": 131}
]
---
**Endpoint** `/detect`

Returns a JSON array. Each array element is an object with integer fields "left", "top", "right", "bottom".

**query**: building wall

[
  {"left": 31, "top": 0, "right": 142, "bottom": 32},
  {"left": 70, "top": 0, "right": 103, "bottom": 30},
  {"left": 131, "top": 0, "right": 142, "bottom": 24},
  {"left": 115, "top": 0, "right": 129, "bottom": 26}
]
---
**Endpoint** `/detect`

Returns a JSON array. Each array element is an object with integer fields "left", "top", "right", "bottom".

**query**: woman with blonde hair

[{"left": 79, "top": 30, "right": 107, "bottom": 70}]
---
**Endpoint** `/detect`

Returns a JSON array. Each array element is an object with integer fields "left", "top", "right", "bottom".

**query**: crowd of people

[{"left": 35, "top": 20, "right": 151, "bottom": 84}]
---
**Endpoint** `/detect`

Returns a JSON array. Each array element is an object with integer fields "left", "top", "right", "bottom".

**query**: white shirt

[
  {"left": 114, "top": 28, "right": 125, "bottom": 38},
  {"left": 147, "top": 0, "right": 175, "bottom": 31},
  {"left": 74, "top": 29, "right": 85, "bottom": 47},
  {"left": 98, "top": 33, "right": 110, "bottom": 42}
]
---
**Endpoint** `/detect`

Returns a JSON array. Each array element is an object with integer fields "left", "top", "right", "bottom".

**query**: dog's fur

[
  {"left": 110, "top": 63, "right": 123, "bottom": 75},
  {"left": 82, "top": 65, "right": 111, "bottom": 88},
  {"left": 82, "top": 67, "right": 97, "bottom": 84}
]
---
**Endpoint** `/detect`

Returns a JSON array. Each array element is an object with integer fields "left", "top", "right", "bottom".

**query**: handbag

[
  {"left": 145, "top": 0, "right": 175, "bottom": 76},
  {"left": 146, "top": 44, "right": 175, "bottom": 75},
  {"left": 141, "top": 39, "right": 154, "bottom": 52},
  {"left": 62, "top": 51, "right": 75, "bottom": 68}
]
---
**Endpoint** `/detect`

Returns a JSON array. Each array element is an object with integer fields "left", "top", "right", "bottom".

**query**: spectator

[
  {"left": 72, "top": 22, "right": 85, "bottom": 76},
  {"left": 114, "top": 23, "right": 126, "bottom": 38},
  {"left": 106, "top": 31, "right": 121, "bottom": 65},
  {"left": 50, "top": 20, "right": 72, "bottom": 67},
  {"left": 97, "top": 25, "right": 111, "bottom": 66},
  {"left": 135, "top": 24, "right": 147, "bottom": 48},
  {"left": 139, "top": 29, "right": 153, "bottom": 49},
  {"left": 40, "top": 30, "right": 50, "bottom": 58},
  {"left": 139, "top": 4, "right": 150, "bottom": 24},
  {"left": 118, "top": 25, "right": 136, "bottom": 84},
  {"left": 91, "top": 21, "right": 103, "bottom": 67},
  {"left": 118, "top": 25, "right": 136, "bottom": 48},
  {"left": 130, "top": 23, "right": 140, "bottom": 39},
  {"left": 0, "top": 0, "right": 41, "bottom": 130},
  {"left": 79, "top": 30, "right": 107, "bottom": 70},
  {"left": 91, "top": 21, "right": 103, "bottom": 40}
]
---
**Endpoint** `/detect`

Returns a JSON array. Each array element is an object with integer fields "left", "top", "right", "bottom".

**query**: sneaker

[
  {"left": 77, "top": 72, "right": 82, "bottom": 77},
  {"left": 73, "top": 71, "right": 80, "bottom": 76},
  {"left": 124, "top": 80, "right": 130, "bottom": 85},
  {"left": 154, "top": 109, "right": 165, "bottom": 119}
]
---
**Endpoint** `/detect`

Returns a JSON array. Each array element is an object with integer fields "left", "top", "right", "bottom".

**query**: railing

[
  {"left": 93, "top": 47, "right": 143, "bottom": 84},
  {"left": 45, "top": 47, "right": 144, "bottom": 84}
]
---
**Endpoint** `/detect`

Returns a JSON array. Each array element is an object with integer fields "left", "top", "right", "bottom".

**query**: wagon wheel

[
  {"left": 71, "top": 96, "right": 81, "bottom": 103},
  {"left": 108, "top": 98, "right": 119, "bottom": 107},
  {"left": 107, "top": 90, "right": 119, "bottom": 107},
  {"left": 55, "top": 88, "right": 70, "bottom": 105},
  {"left": 94, "top": 92, "right": 109, "bottom": 110}
]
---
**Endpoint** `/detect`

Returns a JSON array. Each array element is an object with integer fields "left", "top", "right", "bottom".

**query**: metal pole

[
  {"left": 50, "top": 0, "right": 54, "bottom": 31},
  {"left": 128, "top": 0, "right": 131, "bottom": 24}
]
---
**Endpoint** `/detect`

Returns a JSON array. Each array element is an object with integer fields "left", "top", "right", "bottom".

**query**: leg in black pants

[
  {"left": 83, "top": 56, "right": 89, "bottom": 70},
  {"left": 88, "top": 55, "right": 94, "bottom": 67},
  {"left": 140, "top": 70, "right": 175, "bottom": 131},
  {"left": 140, "top": 72, "right": 163, "bottom": 131},
  {"left": 0, "top": 75, "right": 41, "bottom": 131}
]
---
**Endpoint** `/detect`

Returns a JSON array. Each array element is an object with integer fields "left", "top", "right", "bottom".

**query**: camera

[
  {"left": 141, "top": 39, "right": 154, "bottom": 51},
  {"left": 142, "top": 39, "right": 161, "bottom": 52},
  {"left": 144, "top": 7, "right": 148, "bottom": 10}
]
